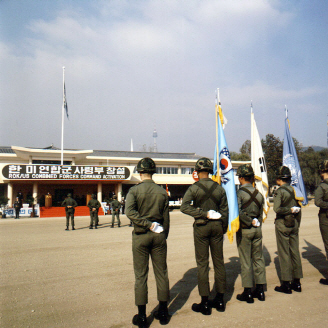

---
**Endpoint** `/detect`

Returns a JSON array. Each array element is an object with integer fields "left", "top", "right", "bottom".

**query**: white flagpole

[
  {"left": 61, "top": 67, "right": 65, "bottom": 165},
  {"left": 216, "top": 89, "right": 219, "bottom": 180}
]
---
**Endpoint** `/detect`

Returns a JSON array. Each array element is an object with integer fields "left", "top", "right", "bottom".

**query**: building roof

[
  {"left": 0, "top": 146, "right": 15, "bottom": 154},
  {"left": 91, "top": 150, "right": 202, "bottom": 160},
  {"left": 0, "top": 146, "right": 203, "bottom": 161}
]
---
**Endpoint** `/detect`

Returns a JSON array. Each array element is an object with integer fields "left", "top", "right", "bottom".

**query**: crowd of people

[{"left": 57, "top": 156, "right": 328, "bottom": 328}]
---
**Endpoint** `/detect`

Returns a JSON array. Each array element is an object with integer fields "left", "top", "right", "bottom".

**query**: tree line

[{"left": 231, "top": 134, "right": 328, "bottom": 195}]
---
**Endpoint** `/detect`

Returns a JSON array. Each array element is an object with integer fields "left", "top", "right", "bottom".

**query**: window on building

[
  {"left": 156, "top": 167, "right": 178, "bottom": 174},
  {"left": 32, "top": 160, "right": 71, "bottom": 165},
  {"left": 181, "top": 167, "right": 193, "bottom": 174}
]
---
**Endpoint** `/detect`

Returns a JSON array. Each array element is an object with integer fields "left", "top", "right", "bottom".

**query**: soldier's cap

[
  {"left": 67, "top": 193, "right": 72, "bottom": 197},
  {"left": 137, "top": 157, "right": 156, "bottom": 174},
  {"left": 275, "top": 166, "right": 291, "bottom": 179},
  {"left": 195, "top": 157, "right": 213, "bottom": 174},
  {"left": 237, "top": 164, "right": 254, "bottom": 177},
  {"left": 319, "top": 160, "right": 328, "bottom": 173}
]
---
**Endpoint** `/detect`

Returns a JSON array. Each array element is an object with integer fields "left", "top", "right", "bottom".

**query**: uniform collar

[{"left": 142, "top": 179, "right": 155, "bottom": 183}]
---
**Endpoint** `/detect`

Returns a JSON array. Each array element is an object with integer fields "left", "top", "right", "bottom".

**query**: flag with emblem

[
  {"left": 283, "top": 108, "right": 308, "bottom": 205},
  {"left": 251, "top": 105, "right": 270, "bottom": 221},
  {"left": 213, "top": 90, "right": 239, "bottom": 243}
]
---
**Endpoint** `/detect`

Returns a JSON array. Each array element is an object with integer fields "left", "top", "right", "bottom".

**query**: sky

[{"left": 0, "top": 0, "right": 327, "bottom": 158}]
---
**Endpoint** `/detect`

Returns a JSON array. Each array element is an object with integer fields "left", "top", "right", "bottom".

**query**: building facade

[{"left": 0, "top": 146, "right": 249, "bottom": 215}]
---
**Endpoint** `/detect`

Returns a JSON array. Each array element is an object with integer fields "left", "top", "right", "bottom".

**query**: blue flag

[
  {"left": 283, "top": 115, "right": 308, "bottom": 205},
  {"left": 213, "top": 115, "right": 239, "bottom": 243}
]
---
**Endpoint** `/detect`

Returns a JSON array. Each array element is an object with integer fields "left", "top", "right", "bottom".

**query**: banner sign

[{"left": 2, "top": 164, "right": 131, "bottom": 181}]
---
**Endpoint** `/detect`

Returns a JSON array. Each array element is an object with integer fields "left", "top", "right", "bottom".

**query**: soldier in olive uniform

[
  {"left": 111, "top": 195, "right": 121, "bottom": 228},
  {"left": 314, "top": 160, "right": 328, "bottom": 285},
  {"left": 273, "top": 166, "right": 303, "bottom": 294},
  {"left": 62, "top": 193, "right": 78, "bottom": 230},
  {"left": 126, "top": 157, "right": 170, "bottom": 328},
  {"left": 14, "top": 197, "right": 21, "bottom": 219},
  {"left": 236, "top": 164, "right": 266, "bottom": 303},
  {"left": 180, "top": 157, "right": 228, "bottom": 315},
  {"left": 88, "top": 194, "right": 101, "bottom": 229}
]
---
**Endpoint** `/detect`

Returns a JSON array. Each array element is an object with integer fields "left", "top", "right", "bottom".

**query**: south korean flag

[{"left": 219, "top": 147, "right": 232, "bottom": 182}]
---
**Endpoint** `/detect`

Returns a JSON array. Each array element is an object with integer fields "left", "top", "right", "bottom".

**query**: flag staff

[
  {"left": 61, "top": 67, "right": 65, "bottom": 165},
  {"left": 215, "top": 88, "right": 220, "bottom": 178}
]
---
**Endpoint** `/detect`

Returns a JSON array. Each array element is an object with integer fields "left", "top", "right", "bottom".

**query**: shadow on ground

[{"left": 302, "top": 239, "right": 328, "bottom": 280}]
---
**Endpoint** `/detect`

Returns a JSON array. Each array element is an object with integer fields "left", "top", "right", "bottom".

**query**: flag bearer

[
  {"left": 236, "top": 164, "right": 266, "bottom": 303},
  {"left": 180, "top": 157, "right": 228, "bottom": 315},
  {"left": 126, "top": 157, "right": 170, "bottom": 328},
  {"left": 273, "top": 166, "right": 303, "bottom": 294},
  {"left": 314, "top": 160, "right": 328, "bottom": 285}
]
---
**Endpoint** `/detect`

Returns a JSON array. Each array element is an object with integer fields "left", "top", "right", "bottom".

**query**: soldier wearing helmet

[
  {"left": 126, "top": 157, "right": 170, "bottom": 327},
  {"left": 87, "top": 193, "right": 101, "bottom": 229},
  {"left": 273, "top": 166, "right": 303, "bottom": 294},
  {"left": 61, "top": 193, "right": 77, "bottom": 231},
  {"left": 235, "top": 164, "right": 266, "bottom": 303},
  {"left": 110, "top": 194, "right": 121, "bottom": 228},
  {"left": 180, "top": 157, "right": 228, "bottom": 315},
  {"left": 314, "top": 160, "right": 328, "bottom": 285}
]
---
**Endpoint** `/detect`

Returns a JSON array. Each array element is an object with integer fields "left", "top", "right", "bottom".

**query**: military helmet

[
  {"left": 136, "top": 157, "right": 156, "bottom": 174},
  {"left": 275, "top": 166, "right": 291, "bottom": 179},
  {"left": 195, "top": 157, "right": 213, "bottom": 174},
  {"left": 237, "top": 164, "right": 254, "bottom": 177},
  {"left": 319, "top": 160, "right": 328, "bottom": 173},
  {"left": 67, "top": 193, "right": 72, "bottom": 197}
]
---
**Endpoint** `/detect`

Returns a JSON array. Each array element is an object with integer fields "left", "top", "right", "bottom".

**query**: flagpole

[
  {"left": 61, "top": 67, "right": 65, "bottom": 165},
  {"left": 215, "top": 89, "right": 219, "bottom": 178}
]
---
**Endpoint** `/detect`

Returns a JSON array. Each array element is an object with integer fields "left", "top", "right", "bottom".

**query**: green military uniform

[
  {"left": 180, "top": 178, "right": 228, "bottom": 297},
  {"left": 14, "top": 199, "right": 21, "bottom": 219},
  {"left": 111, "top": 198, "right": 121, "bottom": 227},
  {"left": 87, "top": 197, "right": 101, "bottom": 228},
  {"left": 314, "top": 178, "right": 328, "bottom": 258},
  {"left": 126, "top": 179, "right": 170, "bottom": 306},
  {"left": 273, "top": 184, "right": 303, "bottom": 282},
  {"left": 237, "top": 183, "right": 266, "bottom": 288},
  {"left": 62, "top": 195, "right": 78, "bottom": 230}
]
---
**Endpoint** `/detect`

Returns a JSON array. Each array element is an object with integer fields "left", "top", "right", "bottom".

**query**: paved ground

[{"left": 1, "top": 203, "right": 328, "bottom": 328}]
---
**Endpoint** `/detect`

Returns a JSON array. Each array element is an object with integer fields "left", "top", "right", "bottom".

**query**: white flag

[{"left": 251, "top": 110, "right": 270, "bottom": 221}]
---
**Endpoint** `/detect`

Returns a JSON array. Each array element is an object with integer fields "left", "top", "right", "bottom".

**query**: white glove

[
  {"left": 291, "top": 206, "right": 301, "bottom": 214},
  {"left": 150, "top": 222, "right": 164, "bottom": 233},
  {"left": 208, "top": 210, "right": 222, "bottom": 219},
  {"left": 252, "top": 218, "right": 261, "bottom": 227}
]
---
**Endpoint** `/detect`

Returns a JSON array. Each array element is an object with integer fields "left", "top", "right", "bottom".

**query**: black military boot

[
  {"left": 320, "top": 278, "right": 328, "bottom": 285},
  {"left": 133, "top": 305, "right": 147, "bottom": 328},
  {"left": 72, "top": 227, "right": 75, "bottom": 230},
  {"left": 154, "top": 301, "right": 170, "bottom": 325},
  {"left": 191, "top": 296, "right": 211, "bottom": 315},
  {"left": 290, "top": 278, "right": 301, "bottom": 292},
  {"left": 89, "top": 226, "right": 93, "bottom": 229},
  {"left": 252, "top": 284, "right": 265, "bottom": 301},
  {"left": 209, "top": 292, "right": 225, "bottom": 312},
  {"left": 237, "top": 288, "right": 254, "bottom": 303},
  {"left": 65, "top": 226, "right": 69, "bottom": 231},
  {"left": 274, "top": 281, "right": 292, "bottom": 294}
]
